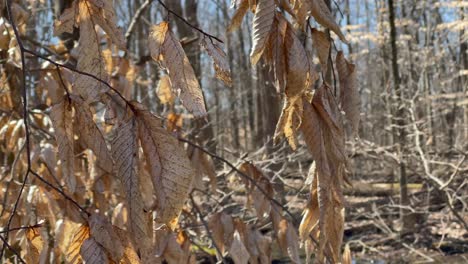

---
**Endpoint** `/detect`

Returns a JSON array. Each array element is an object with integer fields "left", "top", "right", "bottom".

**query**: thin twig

[
  {"left": 179, "top": 138, "right": 296, "bottom": 221},
  {"left": 157, "top": 0, "right": 224, "bottom": 43},
  {"left": 0, "top": 235, "right": 25, "bottom": 264},
  {"left": 29, "top": 170, "right": 90, "bottom": 217},
  {"left": 0, "top": 223, "right": 43, "bottom": 234},
  {"left": 125, "top": 0, "right": 154, "bottom": 44},
  {"left": 1, "top": 0, "right": 32, "bottom": 259}
]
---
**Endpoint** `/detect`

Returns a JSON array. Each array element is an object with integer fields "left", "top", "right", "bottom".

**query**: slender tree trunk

[{"left": 388, "top": 0, "right": 411, "bottom": 232}]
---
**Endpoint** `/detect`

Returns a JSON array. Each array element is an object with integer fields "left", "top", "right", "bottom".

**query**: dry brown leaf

[
  {"left": 208, "top": 212, "right": 234, "bottom": 255},
  {"left": 298, "top": 174, "right": 319, "bottom": 248},
  {"left": 157, "top": 75, "right": 175, "bottom": 105},
  {"left": 72, "top": 95, "right": 113, "bottom": 173},
  {"left": 229, "top": 231, "right": 250, "bottom": 264},
  {"left": 86, "top": 0, "right": 126, "bottom": 49},
  {"left": 309, "top": 0, "right": 348, "bottom": 43},
  {"left": 25, "top": 227, "right": 45, "bottom": 264},
  {"left": 274, "top": 22, "right": 311, "bottom": 150},
  {"left": 80, "top": 237, "right": 110, "bottom": 264},
  {"left": 316, "top": 171, "right": 344, "bottom": 263},
  {"left": 111, "top": 115, "right": 150, "bottom": 253},
  {"left": 54, "top": 219, "right": 81, "bottom": 258},
  {"left": 113, "top": 226, "right": 142, "bottom": 264},
  {"left": 53, "top": 1, "right": 76, "bottom": 36},
  {"left": 264, "top": 13, "right": 288, "bottom": 93},
  {"left": 227, "top": 0, "right": 249, "bottom": 32},
  {"left": 200, "top": 37, "right": 232, "bottom": 86},
  {"left": 149, "top": 22, "right": 207, "bottom": 117},
  {"left": 132, "top": 102, "right": 195, "bottom": 226},
  {"left": 66, "top": 225, "right": 90, "bottom": 264},
  {"left": 342, "top": 243, "right": 352, "bottom": 264},
  {"left": 50, "top": 97, "right": 76, "bottom": 193},
  {"left": 311, "top": 28, "right": 330, "bottom": 73},
  {"left": 336, "top": 51, "right": 360, "bottom": 136},
  {"left": 154, "top": 225, "right": 187, "bottom": 263},
  {"left": 89, "top": 213, "right": 124, "bottom": 262},
  {"left": 189, "top": 146, "right": 217, "bottom": 192},
  {"left": 238, "top": 162, "right": 273, "bottom": 219},
  {"left": 72, "top": 1, "right": 109, "bottom": 103},
  {"left": 166, "top": 112, "right": 183, "bottom": 133},
  {"left": 300, "top": 84, "right": 346, "bottom": 262},
  {"left": 277, "top": 220, "right": 301, "bottom": 263},
  {"left": 250, "top": 0, "right": 276, "bottom": 65}
]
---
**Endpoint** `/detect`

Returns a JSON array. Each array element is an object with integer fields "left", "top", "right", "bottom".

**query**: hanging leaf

[
  {"left": 149, "top": 22, "right": 207, "bottom": 117},
  {"left": 156, "top": 75, "right": 175, "bottom": 105},
  {"left": 131, "top": 101, "right": 195, "bottom": 227},
  {"left": 201, "top": 37, "right": 232, "bottom": 86},
  {"left": 336, "top": 51, "right": 360, "bottom": 136},
  {"left": 80, "top": 237, "right": 109, "bottom": 264},
  {"left": 309, "top": 0, "right": 348, "bottom": 43},
  {"left": 229, "top": 231, "right": 250, "bottom": 264},
  {"left": 311, "top": 28, "right": 330, "bottom": 73},
  {"left": 277, "top": 219, "right": 301, "bottom": 264},
  {"left": 71, "top": 1, "right": 109, "bottom": 103},
  {"left": 66, "top": 225, "right": 90, "bottom": 264},
  {"left": 89, "top": 213, "right": 124, "bottom": 262},
  {"left": 264, "top": 13, "right": 288, "bottom": 93},
  {"left": 250, "top": 0, "right": 276, "bottom": 65},
  {"left": 50, "top": 97, "right": 76, "bottom": 193},
  {"left": 72, "top": 95, "right": 113, "bottom": 173},
  {"left": 274, "top": 22, "right": 310, "bottom": 150},
  {"left": 111, "top": 115, "right": 150, "bottom": 253},
  {"left": 227, "top": 0, "right": 250, "bottom": 32}
]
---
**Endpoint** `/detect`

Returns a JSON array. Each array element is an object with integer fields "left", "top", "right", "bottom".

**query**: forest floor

[{"left": 282, "top": 178, "right": 468, "bottom": 263}]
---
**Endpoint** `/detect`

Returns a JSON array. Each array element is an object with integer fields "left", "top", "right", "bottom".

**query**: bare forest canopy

[{"left": 0, "top": 0, "right": 467, "bottom": 263}]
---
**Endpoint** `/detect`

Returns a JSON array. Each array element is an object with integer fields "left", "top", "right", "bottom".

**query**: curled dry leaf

[
  {"left": 300, "top": 84, "right": 346, "bottom": 262},
  {"left": 201, "top": 37, "right": 232, "bottom": 86},
  {"left": 50, "top": 97, "right": 76, "bottom": 193},
  {"left": 80, "top": 237, "right": 109, "bottom": 264},
  {"left": 274, "top": 22, "right": 311, "bottom": 150},
  {"left": 336, "top": 51, "right": 360, "bottom": 136},
  {"left": 227, "top": 0, "right": 250, "bottom": 32},
  {"left": 132, "top": 101, "right": 195, "bottom": 227},
  {"left": 149, "top": 22, "right": 207, "bottom": 117},
  {"left": 309, "top": 0, "right": 348, "bottom": 43},
  {"left": 278, "top": 219, "right": 301, "bottom": 264},
  {"left": 111, "top": 116, "right": 150, "bottom": 253},
  {"left": 250, "top": 0, "right": 276, "bottom": 65},
  {"left": 343, "top": 243, "right": 352, "bottom": 264}
]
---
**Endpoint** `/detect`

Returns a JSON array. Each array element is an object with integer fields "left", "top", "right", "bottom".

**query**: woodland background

[{"left": 0, "top": 0, "right": 467, "bottom": 263}]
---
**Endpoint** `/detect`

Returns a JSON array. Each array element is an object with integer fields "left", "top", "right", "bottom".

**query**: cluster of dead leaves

[
  {"left": 0, "top": 0, "right": 359, "bottom": 263},
  {"left": 1, "top": 0, "right": 230, "bottom": 263},
  {"left": 229, "top": 0, "right": 359, "bottom": 263}
]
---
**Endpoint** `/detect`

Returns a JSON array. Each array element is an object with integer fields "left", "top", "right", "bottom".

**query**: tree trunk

[{"left": 388, "top": 0, "right": 411, "bottom": 233}]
